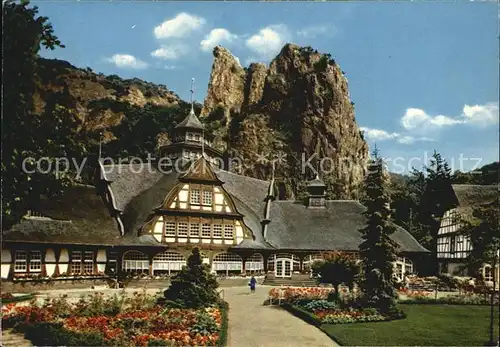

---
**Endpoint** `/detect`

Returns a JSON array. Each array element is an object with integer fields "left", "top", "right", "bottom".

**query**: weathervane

[{"left": 190, "top": 77, "right": 195, "bottom": 112}]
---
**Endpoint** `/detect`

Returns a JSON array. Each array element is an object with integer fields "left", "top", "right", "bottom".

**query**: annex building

[{"left": 2, "top": 102, "right": 428, "bottom": 285}]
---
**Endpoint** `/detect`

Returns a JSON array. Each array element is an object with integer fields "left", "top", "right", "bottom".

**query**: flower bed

[
  {"left": 400, "top": 293, "right": 497, "bottom": 306},
  {"left": 270, "top": 287, "right": 404, "bottom": 325},
  {"left": 268, "top": 287, "right": 334, "bottom": 302},
  {"left": 2, "top": 291, "right": 226, "bottom": 346}
]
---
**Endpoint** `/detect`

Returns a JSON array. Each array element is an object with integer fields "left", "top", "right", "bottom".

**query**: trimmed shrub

[{"left": 23, "top": 322, "right": 104, "bottom": 346}]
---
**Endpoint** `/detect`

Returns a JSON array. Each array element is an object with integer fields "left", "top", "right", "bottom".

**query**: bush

[
  {"left": 23, "top": 322, "right": 104, "bottom": 346},
  {"left": 164, "top": 248, "right": 220, "bottom": 309}
]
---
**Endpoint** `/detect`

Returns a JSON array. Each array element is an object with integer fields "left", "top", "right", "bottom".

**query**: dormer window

[
  {"left": 202, "top": 190, "right": 213, "bottom": 206},
  {"left": 190, "top": 189, "right": 200, "bottom": 204}
]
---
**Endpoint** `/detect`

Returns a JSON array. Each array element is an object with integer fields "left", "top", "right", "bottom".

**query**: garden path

[{"left": 223, "top": 286, "right": 339, "bottom": 347}]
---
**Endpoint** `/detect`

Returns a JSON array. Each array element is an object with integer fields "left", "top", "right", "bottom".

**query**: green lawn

[{"left": 321, "top": 305, "right": 499, "bottom": 346}]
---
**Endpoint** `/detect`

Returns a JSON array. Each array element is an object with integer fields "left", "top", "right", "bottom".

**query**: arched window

[
  {"left": 152, "top": 251, "right": 186, "bottom": 275},
  {"left": 212, "top": 252, "right": 243, "bottom": 276},
  {"left": 122, "top": 251, "right": 149, "bottom": 273},
  {"left": 245, "top": 253, "right": 264, "bottom": 274},
  {"left": 302, "top": 253, "right": 324, "bottom": 272}
]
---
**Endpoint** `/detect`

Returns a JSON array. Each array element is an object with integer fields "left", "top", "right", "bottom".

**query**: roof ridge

[{"left": 217, "top": 169, "right": 269, "bottom": 184}]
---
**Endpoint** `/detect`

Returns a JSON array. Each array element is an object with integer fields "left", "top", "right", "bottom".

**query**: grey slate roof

[
  {"left": 5, "top": 159, "right": 427, "bottom": 254},
  {"left": 175, "top": 108, "right": 205, "bottom": 130},
  {"left": 3, "top": 186, "right": 121, "bottom": 245},
  {"left": 452, "top": 184, "right": 498, "bottom": 217},
  {"left": 265, "top": 200, "right": 428, "bottom": 253}
]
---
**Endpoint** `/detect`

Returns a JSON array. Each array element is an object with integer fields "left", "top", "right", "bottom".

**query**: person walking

[{"left": 249, "top": 275, "right": 257, "bottom": 293}]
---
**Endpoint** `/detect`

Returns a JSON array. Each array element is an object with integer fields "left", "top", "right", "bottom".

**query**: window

[
  {"left": 83, "top": 251, "right": 94, "bottom": 274},
  {"left": 224, "top": 225, "right": 234, "bottom": 239},
  {"left": 484, "top": 266, "right": 493, "bottom": 282},
  {"left": 29, "top": 251, "right": 42, "bottom": 272},
  {"left": 190, "top": 190, "right": 200, "bottom": 204},
  {"left": 202, "top": 190, "right": 212, "bottom": 206},
  {"left": 189, "top": 223, "right": 200, "bottom": 237},
  {"left": 122, "top": 251, "right": 149, "bottom": 272},
  {"left": 201, "top": 223, "right": 211, "bottom": 237},
  {"left": 108, "top": 252, "right": 117, "bottom": 273},
  {"left": 165, "top": 222, "right": 176, "bottom": 236},
  {"left": 449, "top": 236, "right": 456, "bottom": 253},
  {"left": 177, "top": 222, "right": 188, "bottom": 237},
  {"left": 14, "top": 251, "right": 27, "bottom": 272},
  {"left": 213, "top": 224, "right": 223, "bottom": 238},
  {"left": 71, "top": 251, "right": 82, "bottom": 274},
  {"left": 194, "top": 134, "right": 201, "bottom": 142}
]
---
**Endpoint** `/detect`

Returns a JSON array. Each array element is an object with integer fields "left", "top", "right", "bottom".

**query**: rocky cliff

[{"left": 202, "top": 44, "right": 368, "bottom": 199}]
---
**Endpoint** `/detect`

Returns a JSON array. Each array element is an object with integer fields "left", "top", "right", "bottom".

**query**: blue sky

[{"left": 36, "top": 1, "right": 499, "bottom": 173}]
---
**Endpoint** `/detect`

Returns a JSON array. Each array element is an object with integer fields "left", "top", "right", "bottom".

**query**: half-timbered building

[
  {"left": 437, "top": 184, "right": 498, "bottom": 285},
  {"left": 2, "top": 99, "right": 428, "bottom": 287}
]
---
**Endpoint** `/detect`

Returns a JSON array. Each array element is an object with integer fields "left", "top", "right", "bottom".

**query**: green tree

[
  {"left": 358, "top": 149, "right": 398, "bottom": 313},
  {"left": 2, "top": 0, "right": 84, "bottom": 229},
  {"left": 311, "top": 252, "right": 360, "bottom": 299},
  {"left": 163, "top": 248, "right": 220, "bottom": 309},
  {"left": 420, "top": 151, "right": 455, "bottom": 275}
]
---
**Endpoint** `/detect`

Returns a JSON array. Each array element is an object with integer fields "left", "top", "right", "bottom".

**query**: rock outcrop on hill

[{"left": 202, "top": 44, "right": 368, "bottom": 199}]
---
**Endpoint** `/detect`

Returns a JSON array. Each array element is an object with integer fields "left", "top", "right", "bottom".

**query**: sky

[{"left": 35, "top": 1, "right": 499, "bottom": 174}]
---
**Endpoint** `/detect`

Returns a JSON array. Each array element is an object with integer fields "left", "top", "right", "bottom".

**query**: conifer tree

[
  {"left": 358, "top": 149, "right": 398, "bottom": 313},
  {"left": 164, "top": 248, "right": 220, "bottom": 308}
]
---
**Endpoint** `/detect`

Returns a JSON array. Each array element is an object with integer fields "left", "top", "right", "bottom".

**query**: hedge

[
  {"left": 21, "top": 322, "right": 105, "bottom": 346},
  {"left": 2, "top": 294, "right": 34, "bottom": 304},
  {"left": 217, "top": 301, "right": 229, "bottom": 347},
  {"left": 281, "top": 303, "right": 322, "bottom": 327}
]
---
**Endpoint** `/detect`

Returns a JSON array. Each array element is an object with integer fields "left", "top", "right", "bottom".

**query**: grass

[{"left": 321, "top": 304, "right": 499, "bottom": 346}]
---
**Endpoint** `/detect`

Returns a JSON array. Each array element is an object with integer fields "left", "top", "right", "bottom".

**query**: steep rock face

[
  {"left": 201, "top": 46, "right": 246, "bottom": 118},
  {"left": 35, "top": 58, "right": 180, "bottom": 133},
  {"left": 202, "top": 43, "right": 368, "bottom": 199}
]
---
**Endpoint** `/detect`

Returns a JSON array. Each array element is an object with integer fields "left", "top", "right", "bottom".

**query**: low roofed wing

[
  {"left": 3, "top": 185, "right": 121, "bottom": 245},
  {"left": 265, "top": 200, "right": 428, "bottom": 253}
]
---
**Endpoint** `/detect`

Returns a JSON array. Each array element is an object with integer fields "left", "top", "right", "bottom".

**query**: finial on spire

[{"left": 190, "top": 77, "right": 195, "bottom": 112}]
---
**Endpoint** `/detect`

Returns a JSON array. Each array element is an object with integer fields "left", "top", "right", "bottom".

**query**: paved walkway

[{"left": 224, "top": 286, "right": 339, "bottom": 347}]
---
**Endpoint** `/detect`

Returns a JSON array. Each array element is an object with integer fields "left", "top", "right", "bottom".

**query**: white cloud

[
  {"left": 401, "top": 102, "right": 498, "bottom": 131},
  {"left": 360, "top": 127, "right": 434, "bottom": 145},
  {"left": 200, "top": 28, "right": 238, "bottom": 52},
  {"left": 246, "top": 24, "right": 289, "bottom": 59},
  {"left": 297, "top": 24, "right": 334, "bottom": 38},
  {"left": 151, "top": 44, "right": 189, "bottom": 60},
  {"left": 106, "top": 54, "right": 148, "bottom": 69},
  {"left": 360, "top": 127, "right": 399, "bottom": 141},
  {"left": 401, "top": 108, "right": 463, "bottom": 130},
  {"left": 461, "top": 103, "right": 499, "bottom": 126},
  {"left": 154, "top": 12, "right": 205, "bottom": 39}
]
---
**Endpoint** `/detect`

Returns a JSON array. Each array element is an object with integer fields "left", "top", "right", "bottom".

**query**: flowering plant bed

[
  {"left": 268, "top": 287, "right": 335, "bottom": 302},
  {"left": 400, "top": 293, "right": 497, "bottom": 306},
  {"left": 270, "top": 288, "right": 405, "bottom": 325},
  {"left": 2, "top": 291, "right": 226, "bottom": 346}
]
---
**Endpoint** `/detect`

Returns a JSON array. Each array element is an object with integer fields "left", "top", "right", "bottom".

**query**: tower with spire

[{"left": 158, "top": 78, "right": 222, "bottom": 170}]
